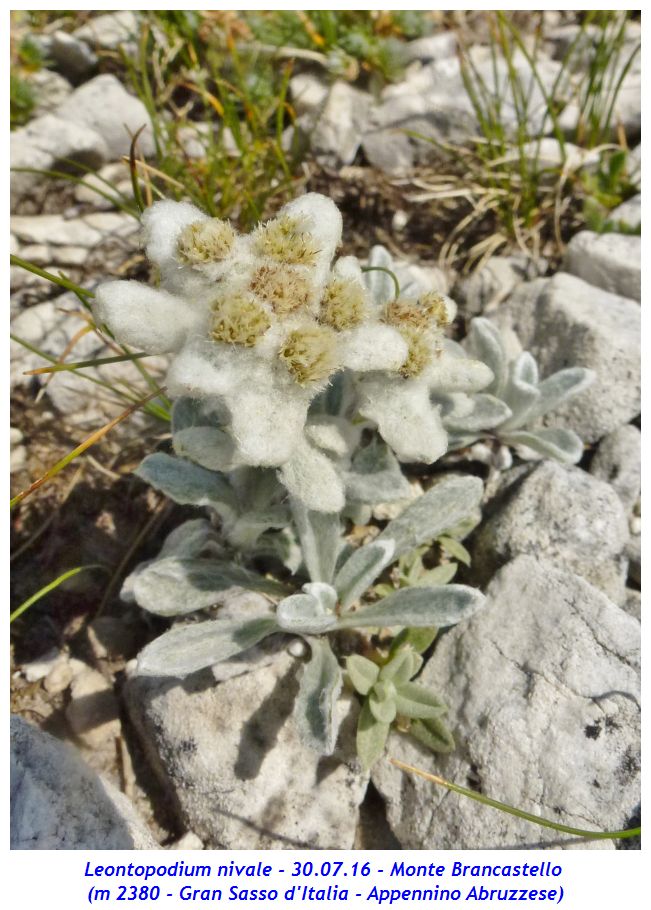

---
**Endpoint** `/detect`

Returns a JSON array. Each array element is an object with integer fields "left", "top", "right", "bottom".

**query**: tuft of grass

[
  {"left": 119, "top": 13, "right": 307, "bottom": 228},
  {"left": 407, "top": 10, "right": 640, "bottom": 269}
]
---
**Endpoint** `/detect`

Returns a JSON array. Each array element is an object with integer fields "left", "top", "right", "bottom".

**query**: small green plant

[
  {"left": 349, "top": 648, "right": 454, "bottom": 772},
  {"left": 10, "top": 72, "right": 35, "bottom": 129},
  {"left": 244, "top": 10, "right": 430, "bottom": 84},
  {"left": 10, "top": 35, "right": 45, "bottom": 128},
  {"left": 580, "top": 148, "right": 640, "bottom": 233}
]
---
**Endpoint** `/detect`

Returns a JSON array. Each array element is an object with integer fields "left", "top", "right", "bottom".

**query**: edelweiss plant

[
  {"left": 95, "top": 191, "right": 588, "bottom": 769},
  {"left": 94, "top": 194, "right": 492, "bottom": 512},
  {"left": 439, "top": 318, "right": 595, "bottom": 464}
]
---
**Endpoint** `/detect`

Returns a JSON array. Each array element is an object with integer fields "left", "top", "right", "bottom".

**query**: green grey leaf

[
  {"left": 524, "top": 367, "right": 596, "bottom": 423},
  {"left": 369, "top": 688, "right": 397, "bottom": 724},
  {"left": 290, "top": 499, "right": 341, "bottom": 584},
  {"left": 410, "top": 716, "right": 455, "bottom": 753},
  {"left": 276, "top": 590, "right": 338, "bottom": 635},
  {"left": 438, "top": 536, "right": 471, "bottom": 567},
  {"left": 136, "top": 616, "right": 280, "bottom": 678},
  {"left": 465, "top": 318, "right": 508, "bottom": 397},
  {"left": 346, "top": 654, "right": 380, "bottom": 695},
  {"left": 394, "top": 683, "right": 447, "bottom": 719},
  {"left": 389, "top": 627, "right": 438, "bottom": 656},
  {"left": 499, "top": 354, "right": 541, "bottom": 429},
  {"left": 335, "top": 475, "right": 483, "bottom": 608},
  {"left": 173, "top": 426, "right": 237, "bottom": 473},
  {"left": 339, "top": 585, "right": 485, "bottom": 630},
  {"left": 133, "top": 557, "right": 285, "bottom": 616},
  {"left": 294, "top": 637, "right": 343, "bottom": 755},
  {"left": 444, "top": 393, "right": 513, "bottom": 432},
  {"left": 345, "top": 437, "right": 412, "bottom": 504},
  {"left": 335, "top": 539, "right": 396, "bottom": 609},
  {"left": 378, "top": 648, "right": 420, "bottom": 685},
  {"left": 416, "top": 564, "right": 458, "bottom": 586},
  {"left": 500, "top": 428, "right": 585, "bottom": 464},
  {"left": 357, "top": 700, "right": 390, "bottom": 771},
  {"left": 135, "top": 453, "right": 238, "bottom": 523}
]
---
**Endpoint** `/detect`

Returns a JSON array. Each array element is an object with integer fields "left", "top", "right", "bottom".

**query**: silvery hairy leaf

[
  {"left": 293, "top": 637, "right": 343, "bottom": 755},
  {"left": 135, "top": 453, "right": 238, "bottom": 524},
  {"left": 133, "top": 557, "right": 285, "bottom": 616},
  {"left": 173, "top": 425, "right": 237, "bottom": 473},
  {"left": 373, "top": 474, "right": 484, "bottom": 559},
  {"left": 136, "top": 616, "right": 280, "bottom": 678},
  {"left": 335, "top": 539, "right": 396, "bottom": 610},
  {"left": 443, "top": 393, "right": 513, "bottom": 433},
  {"left": 498, "top": 353, "right": 541, "bottom": 430},
  {"left": 121, "top": 519, "right": 222, "bottom": 604},
  {"left": 335, "top": 474, "right": 483, "bottom": 608},
  {"left": 276, "top": 584, "right": 339, "bottom": 635},
  {"left": 364, "top": 245, "right": 398, "bottom": 307},
  {"left": 158, "top": 518, "right": 222, "bottom": 559},
  {"left": 290, "top": 498, "right": 342, "bottom": 584},
  {"left": 500, "top": 428, "right": 585, "bottom": 464},
  {"left": 338, "top": 584, "right": 485, "bottom": 630},
  {"left": 226, "top": 508, "right": 290, "bottom": 550},
  {"left": 465, "top": 318, "right": 508, "bottom": 398},
  {"left": 345, "top": 437, "right": 412, "bottom": 504},
  {"left": 524, "top": 367, "right": 596, "bottom": 423}
]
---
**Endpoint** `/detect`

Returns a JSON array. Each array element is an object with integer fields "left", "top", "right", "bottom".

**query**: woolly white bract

[{"left": 94, "top": 193, "right": 493, "bottom": 511}]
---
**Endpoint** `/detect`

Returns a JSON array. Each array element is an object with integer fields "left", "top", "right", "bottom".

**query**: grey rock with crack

[
  {"left": 589, "top": 424, "right": 640, "bottom": 514},
  {"left": 373, "top": 556, "right": 640, "bottom": 850},
  {"left": 124, "top": 649, "right": 367, "bottom": 849}
]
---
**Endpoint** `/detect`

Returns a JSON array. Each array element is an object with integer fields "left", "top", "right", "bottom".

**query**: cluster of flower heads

[{"left": 94, "top": 193, "right": 493, "bottom": 511}]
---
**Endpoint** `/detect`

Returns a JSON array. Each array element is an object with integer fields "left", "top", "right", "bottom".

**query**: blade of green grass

[
  {"left": 10, "top": 565, "right": 107, "bottom": 623},
  {"left": 390, "top": 758, "right": 641, "bottom": 842},
  {"left": 24, "top": 351, "right": 152, "bottom": 376},
  {"left": 10, "top": 255, "right": 94, "bottom": 298}
]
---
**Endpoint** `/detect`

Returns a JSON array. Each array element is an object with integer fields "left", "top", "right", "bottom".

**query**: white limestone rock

[
  {"left": 589, "top": 424, "right": 640, "bottom": 514},
  {"left": 563, "top": 231, "right": 640, "bottom": 302},
  {"left": 10, "top": 715, "right": 157, "bottom": 849},
  {"left": 472, "top": 460, "right": 629, "bottom": 604},
  {"left": 56, "top": 74, "right": 154, "bottom": 159},
  {"left": 493, "top": 272, "right": 640, "bottom": 442},
  {"left": 124, "top": 650, "right": 367, "bottom": 849},
  {"left": 11, "top": 114, "right": 106, "bottom": 205},
  {"left": 373, "top": 557, "right": 640, "bottom": 850},
  {"left": 74, "top": 11, "right": 141, "bottom": 52}
]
